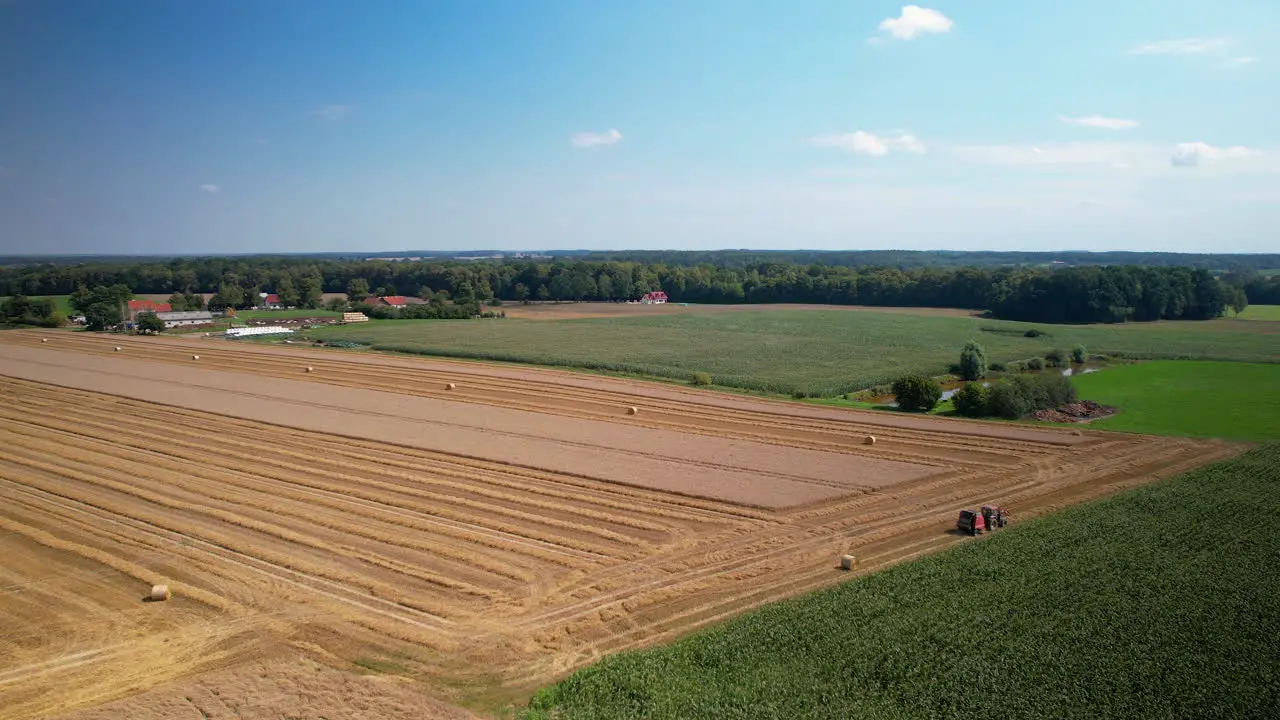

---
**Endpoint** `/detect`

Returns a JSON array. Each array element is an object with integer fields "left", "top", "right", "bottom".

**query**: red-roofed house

[
  {"left": 371, "top": 295, "right": 424, "bottom": 307},
  {"left": 127, "top": 299, "right": 172, "bottom": 321},
  {"left": 259, "top": 293, "right": 283, "bottom": 309}
]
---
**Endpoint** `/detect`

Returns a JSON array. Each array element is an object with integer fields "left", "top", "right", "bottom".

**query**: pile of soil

[{"left": 1031, "top": 399, "right": 1117, "bottom": 424}]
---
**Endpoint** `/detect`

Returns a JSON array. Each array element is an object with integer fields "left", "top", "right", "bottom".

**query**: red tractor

[{"left": 956, "top": 505, "right": 1009, "bottom": 536}]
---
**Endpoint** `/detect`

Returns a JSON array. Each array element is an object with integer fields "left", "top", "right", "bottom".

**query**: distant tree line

[
  {"left": 9, "top": 249, "right": 1278, "bottom": 271},
  {"left": 577, "top": 249, "right": 1280, "bottom": 272},
  {"left": 0, "top": 256, "right": 1245, "bottom": 323}
]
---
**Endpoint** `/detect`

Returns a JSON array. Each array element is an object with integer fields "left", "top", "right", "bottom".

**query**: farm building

[
  {"left": 640, "top": 291, "right": 668, "bottom": 305},
  {"left": 126, "top": 300, "right": 172, "bottom": 322},
  {"left": 258, "top": 293, "right": 283, "bottom": 309},
  {"left": 155, "top": 310, "right": 215, "bottom": 328}
]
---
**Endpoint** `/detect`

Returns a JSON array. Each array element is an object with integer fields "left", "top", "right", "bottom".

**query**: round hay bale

[
  {"left": 864, "top": 435, "right": 876, "bottom": 446},
  {"left": 114, "top": 346, "right": 122, "bottom": 352},
  {"left": 446, "top": 383, "right": 456, "bottom": 390},
  {"left": 191, "top": 355, "right": 200, "bottom": 360},
  {"left": 840, "top": 554, "right": 856, "bottom": 571},
  {"left": 305, "top": 366, "right": 314, "bottom": 373},
  {"left": 627, "top": 406, "right": 638, "bottom": 415},
  {"left": 149, "top": 584, "right": 171, "bottom": 602},
  {"left": 41, "top": 338, "right": 48, "bottom": 343}
]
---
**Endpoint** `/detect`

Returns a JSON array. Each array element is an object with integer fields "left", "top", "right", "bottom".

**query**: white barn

[{"left": 155, "top": 310, "right": 215, "bottom": 328}]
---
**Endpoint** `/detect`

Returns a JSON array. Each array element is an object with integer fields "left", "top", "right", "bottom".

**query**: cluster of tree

[
  {"left": 165, "top": 291, "right": 206, "bottom": 311},
  {"left": 890, "top": 374, "right": 944, "bottom": 412},
  {"left": 2, "top": 257, "right": 1246, "bottom": 324},
  {"left": 69, "top": 284, "right": 133, "bottom": 330},
  {"left": 135, "top": 311, "right": 165, "bottom": 334},
  {"left": 0, "top": 295, "right": 66, "bottom": 327},
  {"left": 953, "top": 375, "right": 1077, "bottom": 419},
  {"left": 1222, "top": 270, "right": 1280, "bottom": 307},
  {"left": 991, "top": 266, "right": 1231, "bottom": 323}
]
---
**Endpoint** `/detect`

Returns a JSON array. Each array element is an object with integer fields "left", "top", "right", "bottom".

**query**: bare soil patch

[{"left": 1031, "top": 400, "right": 1119, "bottom": 424}]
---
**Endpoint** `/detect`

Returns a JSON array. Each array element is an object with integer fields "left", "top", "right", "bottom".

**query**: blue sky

[{"left": 1, "top": 0, "right": 1277, "bottom": 255}]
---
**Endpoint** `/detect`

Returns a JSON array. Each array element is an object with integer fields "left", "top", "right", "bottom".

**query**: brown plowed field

[{"left": 0, "top": 330, "right": 1240, "bottom": 718}]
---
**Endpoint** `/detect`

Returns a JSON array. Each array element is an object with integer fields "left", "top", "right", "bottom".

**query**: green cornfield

[
  {"left": 523, "top": 445, "right": 1280, "bottom": 719},
  {"left": 308, "top": 308, "right": 1280, "bottom": 396}
]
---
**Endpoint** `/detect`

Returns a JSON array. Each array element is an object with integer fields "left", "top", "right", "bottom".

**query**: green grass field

[
  {"left": 1073, "top": 360, "right": 1280, "bottom": 442},
  {"left": 0, "top": 295, "right": 74, "bottom": 315},
  {"left": 306, "top": 308, "right": 1279, "bottom": 396},
  {"left": 524, "top": 444, "right": 1280, "bottom": 720},
  {"left": 1237, "top": 304, "right": 1280, "bottom": 321}
]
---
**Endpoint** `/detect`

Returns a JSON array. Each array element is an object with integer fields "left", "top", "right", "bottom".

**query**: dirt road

[{"left": 0, "top": 331, "right": 1238, "bottom": 718}]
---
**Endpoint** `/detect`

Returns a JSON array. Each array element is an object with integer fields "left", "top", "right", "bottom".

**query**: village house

[{"left": 258, "top": 293, "right": 283, "bottom": 309}]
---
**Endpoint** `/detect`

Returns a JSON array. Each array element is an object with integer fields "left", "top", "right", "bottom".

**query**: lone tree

[
  {"left": 958, "top": 341, "right": 988, "bottom": 380},
  {"left": 892, "top": 373, "right": 943, "bottom": 413},
  {"left": 1071, "top": 344, "right": 1087, "bottom": 364},
  {"left": 952, "top": 382, "right": 989, "bottom": 417},
  {"left": 135, "top": 311, "right": 165, "bottom": 334}
]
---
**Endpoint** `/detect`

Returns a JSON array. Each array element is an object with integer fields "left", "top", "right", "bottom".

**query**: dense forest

[{"left": 2, "top": 255, "right": 1262, "bottom": 324}]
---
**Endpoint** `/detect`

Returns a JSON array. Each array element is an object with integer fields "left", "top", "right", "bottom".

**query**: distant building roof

[
  {"left": 128, "top": 300, "right": 172, "bottom": 312},
  {"left": 155, "top": 311, "right": 214, "bottom": 321},
  {"left": 378, "top": 295, "right": 420, "bottom": 306},
  {"left": 263, "top": 294, "right": 281, "bottom": 304}
]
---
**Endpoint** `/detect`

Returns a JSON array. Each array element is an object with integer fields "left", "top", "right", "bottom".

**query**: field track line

[
  {"left": 0, "top": 412, "right": 612, "bottom": 566},
  {"left": 0, "top": 480, "right": 454, "bottom": 631}
]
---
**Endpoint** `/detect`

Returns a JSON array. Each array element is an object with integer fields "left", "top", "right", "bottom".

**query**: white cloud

[
  {"left": 313, "top": 105, "right": 352, "bottom": 121},
  {"left": 1218, "top": 56, "right": 1258, "bottom": 69},
  {"left": 1170, "top": 142, "right": 1261, "bottom": 168},
  {"left": 811, "top": 130, "right": 926, "bottom": 156},
  {"left": 1059, "top": 115, "right": 1140, "bottom": 130},
  {"left": 571, "top": 129, "right": 622, "bottom": 148},
  {"left": 199, "top": 184, "right": 221, "bottom": 193},
  {"left": 876, "top": 6, "right": 953, "bottom": 41},
  {"left": 1129, "top": 37, "right": 1231, "bottom": 55}
]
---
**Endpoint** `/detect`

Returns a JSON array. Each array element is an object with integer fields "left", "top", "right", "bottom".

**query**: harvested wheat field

[{"left": 0, "top": 331, "right": 1239, "bottom": 718}]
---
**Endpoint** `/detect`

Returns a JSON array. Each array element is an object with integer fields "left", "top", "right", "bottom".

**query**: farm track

[{"left": 0, "top": 331, "right": 1240, "bottom": 718}]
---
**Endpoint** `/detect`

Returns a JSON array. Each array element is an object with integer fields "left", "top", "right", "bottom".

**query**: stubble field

[{"left": 0, "top": 330, "right": 1240, "bottom": 718}]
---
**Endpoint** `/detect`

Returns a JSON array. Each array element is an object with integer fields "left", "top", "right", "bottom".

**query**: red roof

[
  {"left": 264, "top": 294, "right": 281, "bottom": 304},
  {"left": 380, "top": 296, "right": 410, "bottom": 306},
  {"left": 127, "top": 300, "right": 171, "bottom": 312}
]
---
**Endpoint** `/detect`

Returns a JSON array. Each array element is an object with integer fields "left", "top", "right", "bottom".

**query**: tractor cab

[{"left": 981, "top": 505, "right": 1009, "bottom": 530}]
